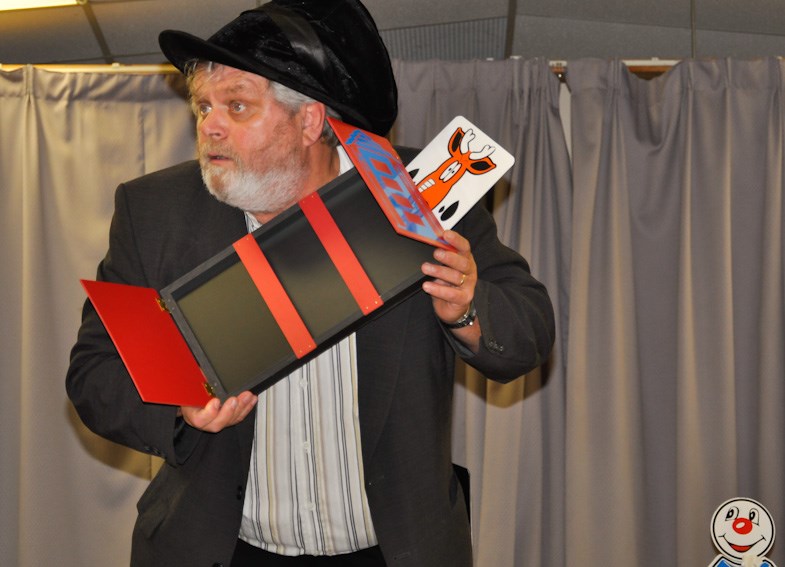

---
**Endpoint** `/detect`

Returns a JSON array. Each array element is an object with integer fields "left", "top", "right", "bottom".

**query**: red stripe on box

[
  {"left": 233, "top": 234, "right": 316, "bottom": 359},
  {"left": 299, "top": 192, "right": 383, "bottom": 315}
]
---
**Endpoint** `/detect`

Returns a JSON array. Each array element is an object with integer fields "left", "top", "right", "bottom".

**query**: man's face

[{"left": 190, "top": 64, "right": 307, "bottom": 216}]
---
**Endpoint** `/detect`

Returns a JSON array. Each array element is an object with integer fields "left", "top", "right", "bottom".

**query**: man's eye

[
  {"left": 196, "top": 103, "right": 211, "bottom": 117},
  {"left": 230, "top": 102, "right": 247, "bottom": 113}
]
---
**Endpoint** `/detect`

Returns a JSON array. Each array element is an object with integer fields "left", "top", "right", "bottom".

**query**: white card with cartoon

[
  {"left": 406, "top": 116, "right": 515, "bottom": 230},
  {"left": 708, "top": 497, "right": 777, "bottom": 567}
]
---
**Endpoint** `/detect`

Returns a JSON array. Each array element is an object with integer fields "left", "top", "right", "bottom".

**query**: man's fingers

[{"left": 181, "top": 392, "right": 257, "bottom": 433}]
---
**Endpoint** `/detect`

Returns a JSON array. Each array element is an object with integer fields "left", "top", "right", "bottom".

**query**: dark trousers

[{"left": 230, "top": 539, "right": 387, "bottom": 566}]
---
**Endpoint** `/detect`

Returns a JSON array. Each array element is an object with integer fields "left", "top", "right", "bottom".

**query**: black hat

[{"left": 159, "top": 0, "right": 398, "bottom": 136}]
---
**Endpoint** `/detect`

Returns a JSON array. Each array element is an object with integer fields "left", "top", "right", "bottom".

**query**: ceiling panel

[
  {"left": 697, "top": 29, "right": 785, "bottom": 58},
  {"left": 92, "top": 0, "right": 256, "bottom": 59},
  {"left": 695, "top": 0, "right": 785, "bottom": 35},
  {"left": 363, "top": 0, "right": 508, "bottom": 30},
  {"left": 0, "top": 6, "right": 99, "bottom": 64},
  {"left": 382, "top": 18, "right": 507, "bottom": 61},
  {"left": 0, "top": 0, "right": 782, "bottom": 67},
  {"left": 516, "top": 0, "right": 690, "bottom": 29},
  {"left": 514, "top": 16, "right": 693, "bottom": 60}
]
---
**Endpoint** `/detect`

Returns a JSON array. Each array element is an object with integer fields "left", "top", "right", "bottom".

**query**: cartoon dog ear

[{"left": 449, "top": 128, "right": 465, "bottom": 154}]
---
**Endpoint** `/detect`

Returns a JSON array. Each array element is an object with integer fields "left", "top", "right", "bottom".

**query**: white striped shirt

[{"left": 239, "top": 149, "right": 377, "bottom": 556}]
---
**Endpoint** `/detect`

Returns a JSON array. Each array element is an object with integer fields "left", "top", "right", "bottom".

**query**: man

[{"left": 66, "top": 1, "right": 555, "bottom": 566}]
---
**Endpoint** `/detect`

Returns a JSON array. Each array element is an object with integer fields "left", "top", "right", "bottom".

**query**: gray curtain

[
  {"left": 3, "top": 57, "right": 784, "bottom": 567},
  {"left": 565, "top": 57, "right": 785, "bottom": 566},
  {"left": 391, "top": 58, "right": 572, "bottom": 566},
  {"left": 0, "top": 66, "right": 196, "bottom": 566}
]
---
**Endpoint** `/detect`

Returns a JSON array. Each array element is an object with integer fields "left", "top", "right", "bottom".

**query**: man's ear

[{"left": 301, "top": 101, "right": 327, "bottom": 147}]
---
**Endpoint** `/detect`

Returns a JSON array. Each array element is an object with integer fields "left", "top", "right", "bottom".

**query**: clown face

[{"left": 711, "top": 498, "right": 775, "bottom": 562}]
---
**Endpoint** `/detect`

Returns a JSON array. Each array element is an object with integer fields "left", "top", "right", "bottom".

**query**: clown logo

[{"left": 709, "top": 497, "right": 777, "bottom": 567}]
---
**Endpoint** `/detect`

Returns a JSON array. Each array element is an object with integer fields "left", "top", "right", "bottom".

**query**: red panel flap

[{"left": 81, "top": 279, "right": 214, "bottom": 407}]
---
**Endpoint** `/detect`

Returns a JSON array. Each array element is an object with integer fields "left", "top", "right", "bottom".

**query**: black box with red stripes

[
  {"left": 81, "top": 120, "right": 449, "bottom": 407},
  {"left": 161, "top": 163, "right": 435, "bottom": 402}
]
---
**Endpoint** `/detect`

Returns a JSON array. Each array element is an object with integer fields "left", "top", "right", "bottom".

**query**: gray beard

[{"left": 200, "top": 160, "right": 305, "bottom": 216}]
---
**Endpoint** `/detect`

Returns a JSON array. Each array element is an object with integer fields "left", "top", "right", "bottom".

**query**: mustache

[{"left": 199, "top": 143, "right": 239, "bottom": 162}]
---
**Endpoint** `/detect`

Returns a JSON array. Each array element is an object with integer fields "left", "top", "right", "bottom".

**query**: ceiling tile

[
  {"left": 363, "top": 0, "right": 508, "bottom": 29},
  {"left": 382, "top": 18, "right": 506, "bottom": 61},
  {"left": 517, "top": 0, "right": 690, "bottom": 29},
  {"left": 91, "top": 0, "right": 257, "bottom": 62},
  {"left": 695, "top": 0, "right": 785, "bottom": 35},
  {"left": 0, "top": 6, "right": 101, "bottom": 64},
  {"left": 1, "top": 0, "right": 784, "bottom": 68},
  {"left": 697, "top": 29, "right": 785, "bottom": 58},
  {"left": 514, "top": 15, "right": 693, "bottom": 60}
]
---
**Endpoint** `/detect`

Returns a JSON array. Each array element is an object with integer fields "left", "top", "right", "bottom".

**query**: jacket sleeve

[
  {"left": 66, "top": 183, "right": 184, "bottom": 466},
  {"left": 446, "top": 204, "right": 555, "bottom": 382}
]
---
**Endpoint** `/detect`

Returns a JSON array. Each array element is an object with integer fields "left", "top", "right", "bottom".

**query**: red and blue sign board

[{"left": 328, "top": 117, "right": 452, "bottom": 251}]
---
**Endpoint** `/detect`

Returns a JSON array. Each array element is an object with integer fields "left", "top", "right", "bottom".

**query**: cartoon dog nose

[{"left": 733, "top": 518, "right": 753, "bottom": 535}]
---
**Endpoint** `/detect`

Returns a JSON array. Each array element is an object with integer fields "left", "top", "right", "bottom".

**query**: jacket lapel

[{"left": 177, "top": 187, "right": 248, "bottom": 275}]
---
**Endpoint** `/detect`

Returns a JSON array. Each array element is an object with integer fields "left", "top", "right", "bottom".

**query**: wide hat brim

[{"left": 159, "top": 0, "right": 397, "bottom": 136}]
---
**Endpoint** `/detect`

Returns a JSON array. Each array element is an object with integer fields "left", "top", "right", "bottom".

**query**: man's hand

[
  {"left": 179, "top": 391, "right": 258, "bottom": 433},
  {"left": 421, "top": 230, "right": 481, "bottom": 352}
]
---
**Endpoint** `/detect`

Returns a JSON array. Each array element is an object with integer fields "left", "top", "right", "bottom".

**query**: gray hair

[
  {"left": 268, "top": 81, "right": 341, "bottom": 148},
  {"left": 185, "top": 60, "right": 341, "bottom": 147}
]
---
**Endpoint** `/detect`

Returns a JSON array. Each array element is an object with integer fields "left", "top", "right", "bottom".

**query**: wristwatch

[{"left": 444, "top": 301, "right": 477, "bottom": 329}]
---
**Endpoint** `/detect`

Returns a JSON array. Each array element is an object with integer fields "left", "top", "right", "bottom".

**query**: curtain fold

[
  {"left": 392, "top": 58, "right": 571, "bottom": 566},
  {"left": 0, "top": 67, "right": 26, "bottom": 567},
  {"left": 566, "top": 57, "right": 785, "bottom": 566},
  {"left": 0, "top": 66, "right": 196, "bottom": 566}
]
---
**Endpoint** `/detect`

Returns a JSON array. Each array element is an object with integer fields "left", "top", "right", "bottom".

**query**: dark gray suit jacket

[{"left": 66, "top": 159, "right": 554, "bottom": 567}]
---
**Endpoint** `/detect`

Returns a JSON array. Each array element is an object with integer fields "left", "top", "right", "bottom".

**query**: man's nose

[{"left": 199, "top": 110, "right": 228, "bottom": 139}]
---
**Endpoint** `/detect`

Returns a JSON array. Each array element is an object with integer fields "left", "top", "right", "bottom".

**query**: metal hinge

[{"left": 155, "top": 297, "right": 170, "bottom": 313}]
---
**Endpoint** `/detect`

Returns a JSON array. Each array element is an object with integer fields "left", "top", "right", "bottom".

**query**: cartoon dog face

[
  {"left": 711, "top": 497, "right": 775, "bottom": 562},
  {"left": 415, "top": 127, "right": 496, "bottom": 210}
]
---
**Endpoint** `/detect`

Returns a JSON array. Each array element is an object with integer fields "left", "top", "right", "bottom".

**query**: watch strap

[{"left": 444, "top": 301, "right": 477, "bottom": 329}]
